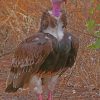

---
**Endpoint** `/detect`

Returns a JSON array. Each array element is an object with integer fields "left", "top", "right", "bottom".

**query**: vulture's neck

[{"left": 43, "top": 11, "right": 64, "bottom": 41}]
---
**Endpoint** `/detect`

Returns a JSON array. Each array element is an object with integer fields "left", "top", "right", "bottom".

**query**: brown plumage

[
  {"left": 5, "top": 33, "right": 53, "bottom": 92},
  {"left": 39, "top": 10, "right": 67, "bottom": 31},
  {"left": 5, "top": 10, "right": 79, "bottom": 93}
]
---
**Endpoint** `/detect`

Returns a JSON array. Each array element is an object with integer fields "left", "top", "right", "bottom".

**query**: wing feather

[
  {"left": 66, "top": 33, "right": 79, "bottom": 67},
  {"left": 5, "top": 34, "right": 53, "bottom": 92}
]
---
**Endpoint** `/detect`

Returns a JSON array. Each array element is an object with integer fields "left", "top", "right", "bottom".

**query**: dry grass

[{"left": 0, "top": 0, "right": 100, "bottom": 100}]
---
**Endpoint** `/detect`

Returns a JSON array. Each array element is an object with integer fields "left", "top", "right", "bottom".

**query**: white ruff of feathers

[{"left": 43, "top": 11, "right": 64, "bottom": 41}]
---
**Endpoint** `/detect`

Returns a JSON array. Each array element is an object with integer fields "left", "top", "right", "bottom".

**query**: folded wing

[{"left": 5, "top": 33, "right": 53, "bottom": 92}]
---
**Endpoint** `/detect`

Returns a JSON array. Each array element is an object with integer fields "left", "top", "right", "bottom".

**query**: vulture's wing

[
  {"left": 5, "top": 34, "right": 53, "bottom": 92},
  {"left": 66, "top": 33, "right": 79, "bottom": 67}
]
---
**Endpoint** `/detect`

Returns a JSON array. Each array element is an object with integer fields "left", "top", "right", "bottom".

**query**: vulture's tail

[
  {"left": 5, "top": 83, "right": 19, "bottom": 93},
  {"left": 5, "top": 70, "right": 24, "bottom": 93}
]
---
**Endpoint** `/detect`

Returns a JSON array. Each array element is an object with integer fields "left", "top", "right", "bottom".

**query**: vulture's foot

[
  {"left": 37, "top": 94, "right": 43, "bottom": 100},
  {"left": 48, "top": 91, "right": 53, "bottom": 100}
]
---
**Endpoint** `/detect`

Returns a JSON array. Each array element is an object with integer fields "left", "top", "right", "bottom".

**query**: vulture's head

[{"left": 39, "top": 10, "right": 67, "bottom": 32}]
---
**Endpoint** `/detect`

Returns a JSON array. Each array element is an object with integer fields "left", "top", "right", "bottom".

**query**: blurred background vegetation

[
  {"left": 0, "top": 0, "right": 99, "bottom": 56},
  {"left": 0, "top": 0, "right": 100, "bottom": 99}
]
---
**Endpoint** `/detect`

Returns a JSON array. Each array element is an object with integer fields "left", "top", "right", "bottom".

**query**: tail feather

[
  {"left": 5, "top": 69, "right": 24, "bottom": 93},
  {"left": 5, "top": 83, "right": 19, "bottom": 93}
]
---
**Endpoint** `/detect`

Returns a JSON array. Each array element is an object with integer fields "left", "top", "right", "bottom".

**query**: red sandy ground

[
  {"left": 0, "top": 54, "right": 100, "bottom": 100},
  {"left": 0, "top": 1, "right": 100, "bottom": 100}
]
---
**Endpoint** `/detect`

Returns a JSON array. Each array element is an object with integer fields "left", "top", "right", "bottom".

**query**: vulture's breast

[{"left": 39, "top": 33, "right": 72, "bottom": 73}]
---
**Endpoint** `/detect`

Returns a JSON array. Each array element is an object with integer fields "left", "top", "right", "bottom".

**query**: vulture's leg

[
  {"left": 31, "top": 76, "right": 43, "bottom": 100},
  {"left": 47, "top": 75, "right": 59, "bottom": 100}
]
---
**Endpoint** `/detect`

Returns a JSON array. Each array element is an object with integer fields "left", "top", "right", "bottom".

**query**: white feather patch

[
  {"left": 43, "top": 11, "right": 64, "bottom": 41},
  {"left": 68, "top": 36, "right": 72, "bottom": 40}
]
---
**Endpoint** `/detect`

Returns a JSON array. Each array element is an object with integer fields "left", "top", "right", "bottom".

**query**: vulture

[{"left": 5, "top": 8, "right": 79, "bottom": 100}]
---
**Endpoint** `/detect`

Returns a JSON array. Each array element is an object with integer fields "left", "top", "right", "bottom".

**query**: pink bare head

[{"left": 51, "top": 0, "right": 66, "bottom": 17}]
